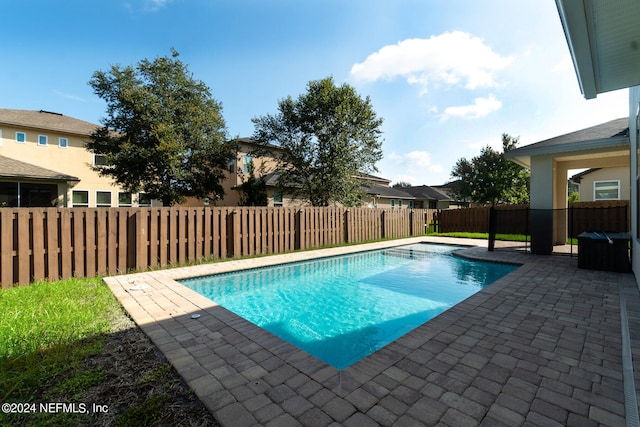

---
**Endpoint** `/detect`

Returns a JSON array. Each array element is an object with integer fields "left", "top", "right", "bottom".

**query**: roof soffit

[{"left": 556, "top": 0, "right": 640, "bottom": 99}]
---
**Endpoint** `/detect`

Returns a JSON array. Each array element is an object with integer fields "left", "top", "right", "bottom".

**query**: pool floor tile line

[{"left": 104, "top": 236, "right": 640, "bottom": 426}]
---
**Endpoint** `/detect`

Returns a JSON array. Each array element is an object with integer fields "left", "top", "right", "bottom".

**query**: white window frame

[
  {"left": 93, "top": 152, "right": 106, "bottom": 166},
  {"left": 58, "top": 137, "right": 68, "bottom": 148},
  {"left": 95, "top": 191, "right": 112, "bottom": 207},
  {"left": 242, "top": 155, "right": 253, "bottom": 173},
  {"left": 16, "top": 132, "right": 26, "bottom": 144},
  {"left": 118, "top": 192, "right": 133, "bottom": 207},
  {"left": 38, "top": 135, "right": 48, "bottom": 146},
  {"left": 391, "top": 199, "right": 395, "bottom": 208},
  {"left": 273, "top": 191, "right": 283, "bottom": 207},
  {"left": 594, "top": 180, "right": 620, "bottom": 201},
  {"left": 72, "top": 190, "right": 89, "bottom": 207}
]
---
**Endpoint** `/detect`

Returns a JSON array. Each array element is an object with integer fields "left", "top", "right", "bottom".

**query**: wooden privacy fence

[
  {"left": 436, "top": 201, "right": 630, "bottom": 236},
  {"left": 436, "top": 204, "right": 530, "bottom": 233},
  {"left": 0, "top": 206, "right": 437, "bottom": 288}
]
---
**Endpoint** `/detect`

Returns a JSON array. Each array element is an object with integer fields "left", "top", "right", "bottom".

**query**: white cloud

[
  {"left": 350, "top": 31, "right": 513, "bottom": 94},
  {"left": 552, "top": 56, "right": 574, "bottom": 74},
  {"left": 441, "top": 94, "right": 502, "bottom": 120},
  {"left": 382, "top": 151, "right": 445, "bottom": 185}
]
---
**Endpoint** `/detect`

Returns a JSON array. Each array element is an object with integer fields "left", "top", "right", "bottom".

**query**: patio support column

[
  {"left": 630, "top": 86, "right": 640, "bottom": 278},
  {"left": 554, "top": 162, "right": 569, "bottom": 245},
  {"left": 530, "top": 155, "right": 554, "bottom": 254}
]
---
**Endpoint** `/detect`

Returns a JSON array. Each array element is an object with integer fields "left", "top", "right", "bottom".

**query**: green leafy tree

[
  {"left": 239, "top": 160, "right": 268, "bottom": 206},
  {"left": 86, "top": 49, "right": 234, "bottom": 206},
  {"left": 251, "top": 77, "right": 384, "bottom": 206},
  {"left": 450, "top": 134, "right": 529, "bottom": 205},
  {"left": 392, "top": 181, "right": 412, "bottom": 188}
]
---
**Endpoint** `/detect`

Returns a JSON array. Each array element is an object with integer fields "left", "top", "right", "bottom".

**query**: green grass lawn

[
  {"left": 426, "top": 231, "right": 530, "bottom": 242},
  {"left": 0, "top": 278, "right": 216, "bottom": 426}
]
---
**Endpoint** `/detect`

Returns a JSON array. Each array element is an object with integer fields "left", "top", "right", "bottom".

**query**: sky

[{"left": 1, "top": 0, "right": 630, "bottom": 186}]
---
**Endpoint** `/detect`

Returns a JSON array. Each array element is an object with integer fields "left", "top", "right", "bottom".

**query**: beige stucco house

[
  {"left": 0, "top": 109, "right": 151, "bottom": 208},
  {"left": 511, "top": 0, "right": 640, "bottom": 274},
  {"left": 570, "top": 166, "right": 630, "bottom": 202}
]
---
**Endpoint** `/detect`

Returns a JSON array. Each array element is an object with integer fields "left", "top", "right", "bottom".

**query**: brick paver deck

[{"left": 104, "top": 237, "right": 640, "bottom": 426}]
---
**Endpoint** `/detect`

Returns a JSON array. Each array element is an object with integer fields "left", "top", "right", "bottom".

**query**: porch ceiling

[{"left": 556, "top": 0, "right": 640, "bottom": 99}]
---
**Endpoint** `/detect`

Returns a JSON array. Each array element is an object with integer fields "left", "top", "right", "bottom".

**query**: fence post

[
  {"left": 0, "top": 210, "right": 14, "bottom": 288},
  {"left": 232, "top": 208, "right": 241, "bottom": 257},
  {"left": 344, "top": 209, "right": 349, "bottom": 243},
  {"left": 135, "top": 209, "right": 148, "bottom": 270},
  {"left": 409, "top": 210, "right": 414, "bottom": 236},
  {"left": 488, "top": 206, "right": 496, "bottom": 252}
]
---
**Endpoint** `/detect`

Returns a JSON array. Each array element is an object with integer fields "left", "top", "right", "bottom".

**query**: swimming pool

[{"left": 180, "top": 243, "right": 517, "bottom": 369}]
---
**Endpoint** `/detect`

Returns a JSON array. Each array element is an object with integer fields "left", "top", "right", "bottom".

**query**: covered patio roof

[
  {"left": 505, "top": 117, "right": 630, "bottom": 170},
  {"left": 0, "top": 155, "right": 80, "bottom": 182},
  {"left": 555, "top": 0, "right": 640, "bottom": 99}
]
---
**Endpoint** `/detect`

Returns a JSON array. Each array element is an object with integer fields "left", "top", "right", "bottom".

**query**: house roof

[
  {"left": 0, "top": 109, "right": 99, "bottom": 136},
  {"left": 569, "top": 168, "right": 601, "bottom": 183},
  {"left": 505, "top": 117, "right": 630, "bottom": 168},
  {"left": 556, "top": 0, "right": 640, "bottom": 99},
  {"left": 0, "top": 155, "right": 80, "bottom": 182},
  {"left": 362, "top": 184, "right": 414, "bottom": 199},
  {"left": 401, "top": 185, "right": 450, "bottom": 201}
]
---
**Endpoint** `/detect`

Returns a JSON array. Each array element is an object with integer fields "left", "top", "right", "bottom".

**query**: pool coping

[{"left": 104, "top": 236, "right": 638, "bottom": 426}]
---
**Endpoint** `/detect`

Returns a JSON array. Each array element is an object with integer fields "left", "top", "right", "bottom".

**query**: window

[
  {"left": 138, "top": 193, "right": 151, "bottom": 206},
  {"left": 93, "top": 152, "right": 106, "bottom": 166},
  {"left": 391, "top": 199, "right": 395, "bottom": 208},
  {"left": 96, "top": 191, "right": 112, "bottom": 207},
  {"left": 38, "top": 135, "right": 48, "bottom": 146},
  {"left": 0, "top": 182, "right": 18, "bottom": 207},
  {"left": 0, "top": 129, "right": 3, "bottom": 146},
  {"left": 21, "top": 183, "right": 57, "bottom": 207},
  {"left": 398, "top": 200, "right": 403, "bottom": 208},
  {"left": 72, "top": 190, "right": 89, "bottom": 207},
  {"left": 242, "top": 155, "right": 253, "bottom": 173},
  {"left": 594, "top": 180, "right": 620, "bottom": 200},
  {"left": 58, "top": 137, "right": 68, "bottom": 148},
  {"left": 16, "top": 132, "right": 26, "bottom": 144},
  {"left": 118, "top": 192, "right": 133, "bottom": 207},
  {"left": 408, "top": 200, "right": 414, "bottom": 209},
  {"left": 273, "top": 191, "right": 283, "bottom": 207}
]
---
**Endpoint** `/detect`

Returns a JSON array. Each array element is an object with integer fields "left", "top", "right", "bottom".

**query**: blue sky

[{"left": 2, "top": 0, "right": 629, "bottom": 185}]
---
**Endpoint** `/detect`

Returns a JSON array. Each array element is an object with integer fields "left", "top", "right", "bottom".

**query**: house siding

[
  {"left": 0, "top": 112, "right": 138, "bottom": 207},
  {"left": 577, "top": 166, "right": 630, "bottom": 202}
]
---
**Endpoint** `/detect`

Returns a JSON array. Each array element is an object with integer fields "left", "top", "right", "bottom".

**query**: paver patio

[{"left": 104, "top": 237, "right": 640, "bottom": 426}]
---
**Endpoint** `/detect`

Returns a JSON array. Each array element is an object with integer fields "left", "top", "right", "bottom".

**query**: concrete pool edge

[{"left": 104, "top": 237, "right": 636, "bottom": 425}]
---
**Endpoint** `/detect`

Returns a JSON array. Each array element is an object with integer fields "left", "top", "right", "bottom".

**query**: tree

[
  {"left": 251, "top": 77, "right": 384, "bottom": 206},
  {"left": 450, "top": 134, "right": 529, "bottom": 205},
  {"left": 86, "top": 49, "right": 234, "bottom": 206},
  {"left": 392, "top": 181, "right": 412, "bottom": 188},
  {"left": 239, "top": 160, "right": 268, "bottom": 206}
]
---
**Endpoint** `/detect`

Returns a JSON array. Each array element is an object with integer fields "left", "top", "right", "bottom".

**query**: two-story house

[
  {"left": 0, "top": 109, "right": 150, "bottom": 207},
  {"left": 226, "top": 138, "right": 451, "bottom": 209}
]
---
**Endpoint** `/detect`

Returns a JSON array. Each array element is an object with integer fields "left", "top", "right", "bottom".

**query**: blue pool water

[{"left": 180, "top": 244, "right": 517, "bottom": 369}]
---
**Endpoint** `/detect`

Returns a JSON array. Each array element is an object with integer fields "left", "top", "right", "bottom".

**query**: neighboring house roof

[
  {"left": 357, "top": 173, "right": 391, "bottom": 186},
  {"left": 0, "top": 155, "right": 80, "bottom": 182},
  {"left": 569, "top": 168, "right": 601, "bottom": 183},
  {"left": 505, "top": 117, "right": 629, "bottom": 168},
  {"left": 401, "top": 185, "right": 450, "bottom": 201},
  {"left": 0, "top": 109, "right": 99, "bottom": 136},
  {"left": 362, "top": 184, "right": 414, "bottom": 199}
]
